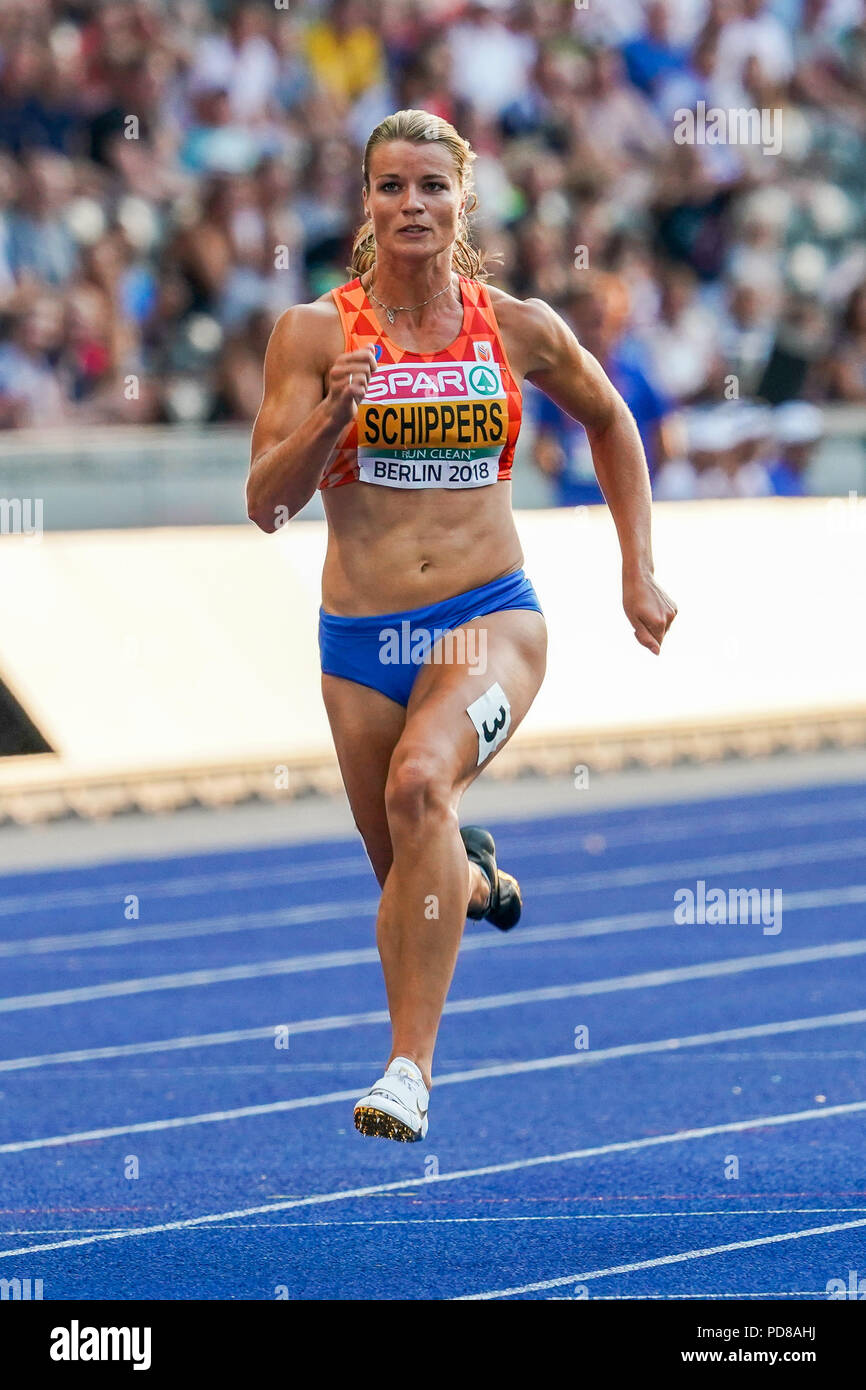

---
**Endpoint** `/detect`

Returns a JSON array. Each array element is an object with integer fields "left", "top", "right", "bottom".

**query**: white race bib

[{"left": 356, "top": 360, "right": 508, "bottom": 490}]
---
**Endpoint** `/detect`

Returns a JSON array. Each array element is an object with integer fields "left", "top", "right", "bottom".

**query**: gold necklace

[{"left": 365, "top": 273, "right": 455, "bottom": 325}]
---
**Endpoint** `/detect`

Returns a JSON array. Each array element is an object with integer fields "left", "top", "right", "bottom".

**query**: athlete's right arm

[{"left": 246, "top": 304, "right": 377, "bottom": 532}]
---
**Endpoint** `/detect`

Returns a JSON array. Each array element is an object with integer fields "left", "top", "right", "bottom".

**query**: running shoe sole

[{"left": 353, "top": 1106, "right": 423, "bottom": 1142}]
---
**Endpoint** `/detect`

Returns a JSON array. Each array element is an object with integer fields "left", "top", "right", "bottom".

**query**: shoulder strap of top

[
  {"left": 461, "top": 276, "right": 504, "bottom": 341},
  {"left": 330, "top": 277, "right": 379, "bottom": 349}
]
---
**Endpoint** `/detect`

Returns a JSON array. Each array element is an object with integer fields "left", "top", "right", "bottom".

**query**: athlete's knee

[
  {"left": 365, "top": 840, "right": 393, "bottom": 888},
  {"left": 384, "top": 744, "right": 455, "bottom": 832}
]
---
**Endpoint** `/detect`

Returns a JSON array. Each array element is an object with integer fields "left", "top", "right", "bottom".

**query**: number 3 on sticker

[{"left": 466, "top": 681, "right": 511, "bottom": 766}]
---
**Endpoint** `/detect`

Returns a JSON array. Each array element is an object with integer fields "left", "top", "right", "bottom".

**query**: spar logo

[
  {"left": 365, "top": 361, "right": 503, "bottom": 401},
  {"left": 467, "top": 364, "right": 499, "bottom": 395}
]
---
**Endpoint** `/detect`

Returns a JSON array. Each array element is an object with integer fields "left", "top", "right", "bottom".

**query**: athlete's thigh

[
  {"left": 321, "top": 673, "right": 406, "bottom": 886},
  {"left": 393, "top": 608, "right": 548, "bottom": 798}
]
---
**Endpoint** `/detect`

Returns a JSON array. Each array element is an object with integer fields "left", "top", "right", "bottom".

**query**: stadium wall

[{"left": 0, "top": 500, "right": 863, "bottom": 822}]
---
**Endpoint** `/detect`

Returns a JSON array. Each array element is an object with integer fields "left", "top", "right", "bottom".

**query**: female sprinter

[{"left": 246, "top": 110, "right": 677, "bottom": 1143}]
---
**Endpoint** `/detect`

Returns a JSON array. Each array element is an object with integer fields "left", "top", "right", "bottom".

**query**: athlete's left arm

[{"left": 520, "top": 297, "right": 677, "bottom": 655}]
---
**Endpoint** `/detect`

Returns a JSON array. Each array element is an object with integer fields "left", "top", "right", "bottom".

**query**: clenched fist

[
  {"left": 324, "top": 346, "right": 379, "bottom": 428},
  {"left": 623, "top": 569, "right": 678, "bottom": 655}
]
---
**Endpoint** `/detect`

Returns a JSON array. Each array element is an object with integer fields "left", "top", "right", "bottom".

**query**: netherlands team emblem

[{"left": 474, "top": 340, "right": 493, "bottom": 363}]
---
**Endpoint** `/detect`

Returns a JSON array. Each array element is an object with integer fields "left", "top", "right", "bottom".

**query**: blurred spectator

[
  {"left": 0, "top": 33, "right": 83, "bottom": 158},
  {"left": 0, "top": 295, "right": 67, "bottom": 425},
  {"left": 651, "top": 140, "right": 738, "bottom": 281},
  {"left": 759, "top": 291, "right": 833, "bottom": 402},
  {"left": 825, "top": 280, "right": 866, "bottom": 401},
  {"left": 656, "top": 400, "right": 786, "bottom": 498},
  {"left": 767, "top": 399, "right": 825, "bottom": 493},
  {"left": 715, "top": 0, "right": 796, "bottom": 91},
  {"left": 686, "top": 401, "right": 773, "bottom": 498},
  {"left": 529, "top": 273, "right": 675, "bottom": 505},
  {"left": 273, "top": 15, "right": 316, "bottom": 114},
  {"left": 634, "top": 262, "right": 720, "bottom": 402},
  {"left": 448, "top": 1, "right": 535, "bottom": 120},
  {"left": 180, "top": 87, "right": 274, "bottom": 175},
  {"left": 0, "top": 0, "right": 862, "bottom": 460},
  {"left": 189, "top": 3, "right": 281, "bottom": 121},
  {"left": 0, "top": 156, "right": 20, "bottom": 305},
  {"left": 8, "top": 153, "right": 77, "bottom": 287},
  {"left": 724, "top": 400, "right": 774, "bottom": 497},
  {"left": 304, "top": 0, "right": 386, "bottom": 108},
  {"left": 622, "top": 2, "right": 690, "bottom": 98},
  {"left": 654, "top": 408, "right": 707, "bottom": 500},
  {"left": 581, "top": 47, "right": 668, "bottom": 174},
  {"left": 717, "top": 275, "right": 780, "bottom": 396}
]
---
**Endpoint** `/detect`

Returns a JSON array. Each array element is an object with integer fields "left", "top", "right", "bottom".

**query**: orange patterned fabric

[{"left": 320, "top": 275, "right": 522, "bottom": 490}]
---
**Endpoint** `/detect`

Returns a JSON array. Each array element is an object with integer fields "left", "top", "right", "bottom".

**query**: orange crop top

[{"left": 320, "top": 274, "right": 522, "bottom": 491}]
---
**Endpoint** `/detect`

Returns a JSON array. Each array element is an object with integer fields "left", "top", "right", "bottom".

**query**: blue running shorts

[{"left": 318, "top": 567, "right": 543, "bottom": 707}]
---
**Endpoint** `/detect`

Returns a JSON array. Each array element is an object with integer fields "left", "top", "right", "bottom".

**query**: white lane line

[
  {"left": 0, "top": 943, "right": 384, "bottom": 1013},
  {"left": 4, "top": 1211, "right": 862, "bottom": 1240},
  {"left": 2, "top": 794, "right": 864, "bottom": 916},
  {"left": 5, "top": 834, "right": 866, "bottom": 957},
  {"left": 506, "top": 799, "right": 866, "bottom": 852},
  {"left": 0, "top": 898, "right": 376, "bottom": 958},
  {"left": 2, "top": 1009, "right": 865, "bottom": 1153},
  {"left": 457, "top": 1216, "right": 866, "bottom": 1300},
  {"left": 1, "top": 1229, "right": 143, "bottom": 1236},
  {"left": 166, "top": 1207, "right": 866, "bottom": 1228},
  {"left": 537, "top": 835, "right": 866, "bottom": 901},
  {"left": 1, "top": 1100, "right": 864, "bottom": 1262},
  {"left": 0, "top": 854, "right": 366, "bottom": 917},
  {"left": 5, "top": 1211, "right": 864, "bottom": 1236},
  {"left": 587, "top": 1293, "right": 826, "bottom": 1300},
  {"left": 0, "top": 1024, "right": 275, "bottom": 1071},
  {"left": 2, "top": 883, "right": 865, "bottom": 1016},
  {"left": 3, "top": 937, "right": 866, "bottom": 1075}
]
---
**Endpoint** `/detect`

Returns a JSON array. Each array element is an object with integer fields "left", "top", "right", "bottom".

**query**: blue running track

[{"left": 0, "top": 778, "right": 864, "bottom": 1300}]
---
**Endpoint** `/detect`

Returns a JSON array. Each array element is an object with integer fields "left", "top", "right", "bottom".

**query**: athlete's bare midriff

[
  {"left": 321, "top": 477, "right": 524, "bottom": 615},
  {"left": 315, "top": 285, "right": 532, "bottom": 616}
]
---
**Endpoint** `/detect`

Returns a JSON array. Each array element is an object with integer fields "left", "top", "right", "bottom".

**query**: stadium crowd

[{"left": 1, "top": 0, "right": 865, "bottom": 501}]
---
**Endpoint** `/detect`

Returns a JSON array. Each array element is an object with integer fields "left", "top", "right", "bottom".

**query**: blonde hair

[{"left": 350, "top": 109, "right": 495, "bottom": 282}]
